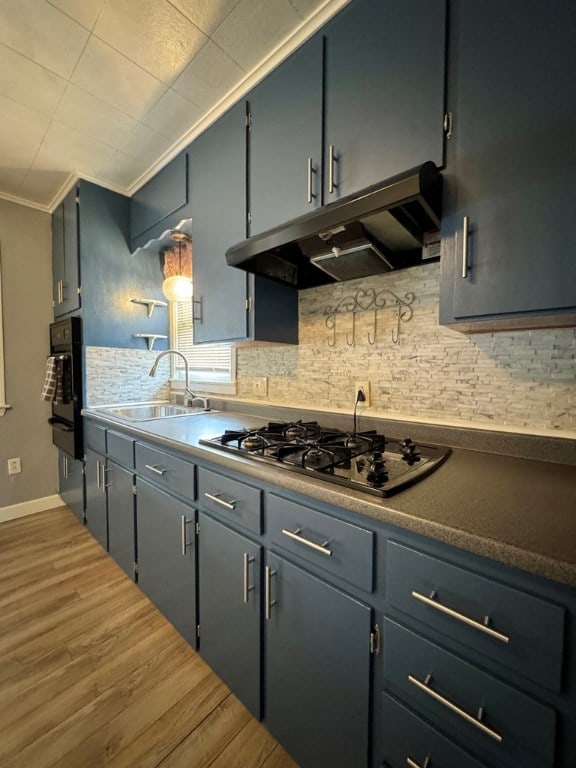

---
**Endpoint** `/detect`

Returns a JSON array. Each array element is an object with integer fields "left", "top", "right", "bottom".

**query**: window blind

[{"left": 172, "top": 300, "right": 234, "bottom": 382}]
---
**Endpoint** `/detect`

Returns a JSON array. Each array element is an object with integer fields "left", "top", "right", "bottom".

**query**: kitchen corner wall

[
  {"left": 234, "top": 263, "right": 576, "bottom": 438},
  {"left": 0, "top": 199, "right": 55, "bottom": 510}
]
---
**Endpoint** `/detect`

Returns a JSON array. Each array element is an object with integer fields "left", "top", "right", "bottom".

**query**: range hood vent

[{"left": 226, "top": 162, "right": 442, "bottom": 289}]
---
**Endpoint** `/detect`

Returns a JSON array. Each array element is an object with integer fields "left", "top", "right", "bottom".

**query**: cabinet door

[
  {"left": 58, "top": 451, "right": 84, "bottom": 523},
  {"left": 324, "top": 0, "right": 446, "bottom": 202},
  {"left": 52, "top": 202, "right": 65, "bottom": 315},
  {"left": 52, "top": 188, "right": 80, "bottom": 318},
  {"left": 440, "top": 0, "right": 576, "bottom": 324},
  {"left": 198, "top": 512, "right": 261, "bottom": 718},
  {"left": 137, "top": 479, "right": 197, "bottom": 647},
  {"left": 265, "top": 553, "right": 372, "bottom": 768},
  {"left": 130, "top": 151, "right": 189, "bottom": 241},
  {"left": 188, "top": 101, "right": 248, "bottom": 344},
  {"left": 84, "top": 448, "right": 108, "bottom": 550},
  {"left": 106, "top": 460, "right": 135, "bottom": 579},
  {"left": 249, "top": 35, "right": 323, "bottom": 235}
]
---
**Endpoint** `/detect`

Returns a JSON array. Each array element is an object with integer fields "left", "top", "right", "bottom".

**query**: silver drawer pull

[
  {"left": 461, "top": 215, "right": 470, "bottom": 278},
  {"left": 411, "top": 590, "right": 510, "bottom": 644},
  {"left": 145, "top": 464, "right": 167, "bottom": 476},
  {"left": 204, "top": 491, "right": 236, "bottom": 510},
  {"left": 281, "top": 527, "right": 332, "bottom": 556},
  {"left": 408, "top": 674, "right": 503, "bottom": 743},
  {"left": 407, "top": 757, "right": 430, "bottom": 768}
]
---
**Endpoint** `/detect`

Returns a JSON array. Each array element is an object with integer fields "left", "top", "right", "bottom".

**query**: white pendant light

[{"left": 162, "top": 231, "right": 192, "bottom": 302}]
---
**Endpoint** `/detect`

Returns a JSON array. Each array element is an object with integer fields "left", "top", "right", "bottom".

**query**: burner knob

[
  {"left": 367, "top": 461, "right": 388, "bottom": 486},
  {"left": 401, "top": 438, "right": 421, "bottom": 463},
  {"left": 370, "top": 451, "right": 383, "bottom": 462}
]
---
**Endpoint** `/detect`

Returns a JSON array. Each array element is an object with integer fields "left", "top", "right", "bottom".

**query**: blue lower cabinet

[
  {"left": 136, "top": 478, "right": 197, "bottom": 647},
  {"left": 84, "top": 448, "right": 108, "bottom": 550},
  {"left": 379, "top": 694, "right": 488, "bottom": 768},
  {"left": 198, "top": 512, "right": 261, "bottom": 717},
  {"left": 106, "top": 460, "right": 135, "bottom": 579},
  {"left": 382, "top": 618, "right": 556, "bottom": 768},
  {"left": 58, "top": 450, "right": 84, "bottom": 523},
  {"left": 264, "top": 552, "right": 372, "bottom": 768}
]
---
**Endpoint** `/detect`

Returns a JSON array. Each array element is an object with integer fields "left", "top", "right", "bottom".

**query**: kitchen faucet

[{"left": 148, "top": 349, "right": 210, "bottom": 410}]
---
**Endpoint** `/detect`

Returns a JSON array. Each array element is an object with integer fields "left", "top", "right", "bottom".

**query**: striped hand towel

[{"left": 41, "top": 356, "right": 58, "bottom": 402}]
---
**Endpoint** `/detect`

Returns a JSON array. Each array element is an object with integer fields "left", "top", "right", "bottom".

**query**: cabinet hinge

[
  {"left": 195, "top": 521, "right": 200, "bottom": 536},
  {"left": 245, "top": 297, "right": 253, "bottom": 312},
  {"left": 196, "top": 624, "right": 200, "bottom": 638},
  {"left": 246, "top": 112, "right": 252, "bottom": 130},
  {"left": 132, "top": 484, "right": 137, "bottom": 496},
  {"left": 247, "top": 211, "right": 252, "bottom": 225},
  {"left": 369, "top": 624, "right": 381, "bottom": 655},
  {"left": 443, "top": 111, "right": 453, "bottom": 139},
  {"left": 133, "top": 562, "right": 139, "bottom": 575}
]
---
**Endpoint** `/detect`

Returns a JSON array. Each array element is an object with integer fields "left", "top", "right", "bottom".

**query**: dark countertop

[{"left": 83, "top": 405, "right": 576, "bottom": 588}]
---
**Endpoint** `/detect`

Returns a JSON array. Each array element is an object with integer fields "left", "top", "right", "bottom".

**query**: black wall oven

[{"left": 48, "top": 317, "right": 83, "bottom": 459}]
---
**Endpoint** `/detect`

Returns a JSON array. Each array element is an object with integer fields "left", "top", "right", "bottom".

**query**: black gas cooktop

[{"left": 199, "top": 420, "right": 451, "bottom": 498}]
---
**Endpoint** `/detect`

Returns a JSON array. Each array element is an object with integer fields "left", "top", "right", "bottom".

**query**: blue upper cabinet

[
  {"left": 52, "top": 187, "right": 80, "bottom": 318},
  {"left": 188, "top": 102, "right": 298, "bottom": 345},
  {"left": 248, "top": 35, "right": 323, "bottom": 237},
  {"left": 323, "top": 0, "right": 446, "bottom": 202},
  {"left": 439, "top": 0, "right": 576, "bottom": 331},
  {"left": 130, "top": 151, "right": 190, "bottom": 250}
]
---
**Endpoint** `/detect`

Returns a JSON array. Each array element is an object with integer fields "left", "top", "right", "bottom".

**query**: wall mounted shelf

[
  {"left": 131, "top": 298, "right": 168, "bottom": 318},
  {"left": 133, "top": 333, "right": 168, "bottom": 351}
]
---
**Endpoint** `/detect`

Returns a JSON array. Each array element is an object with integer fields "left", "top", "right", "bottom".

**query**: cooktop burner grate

[{"left": 200, "top": 420, "right": 451, "bottom": 498}]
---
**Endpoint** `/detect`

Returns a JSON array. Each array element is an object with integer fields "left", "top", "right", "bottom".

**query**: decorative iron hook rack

[{"left": 324, "top": 288, "right": 415, "bottom": 347}]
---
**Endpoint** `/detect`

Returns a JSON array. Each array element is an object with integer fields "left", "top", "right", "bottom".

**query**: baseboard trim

[{"left": 0, "top": 494, "right": 64, "bottom": 523}]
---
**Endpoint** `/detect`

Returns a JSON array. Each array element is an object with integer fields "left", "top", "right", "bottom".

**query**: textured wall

[
  {"left": 85, "top": 347, "right": 170, "bottom": 406},
  {"left": 0, "top": 199, "right": 55, "bottom": 508},
  {"left": 235, "top": 263, "right": 576, "bottom": 437}
]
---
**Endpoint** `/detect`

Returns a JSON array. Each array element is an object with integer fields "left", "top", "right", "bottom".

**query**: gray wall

[{"left": 0, "top": 199, "right": 55, "bottom": 508}]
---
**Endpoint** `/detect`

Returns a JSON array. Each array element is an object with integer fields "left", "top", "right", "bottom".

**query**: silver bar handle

[
  {"left": 145, "top": 464, "right": 167, "bottom": 476},
  {"left": 282, "top": 527, "right": 332, "bottom": 557},
  {"left": 411, "top": 590, "right": 509, "bottom": 644},
  {"left": 328, "top": 144, "right": 336, "bottom": 193},
  {"left": 204, "top": 491, "right": 236, "bottom": 511},
  {"left": 96, "top": 460, "right": 101, "bottom": 489},
  {"left": 407, "top": 757, "right": 430, "bottom": 768},
  {"left": 243, "top": 553, "right": 255, "bottom": 604},
  {"left": 408, "top": 674, "right": 503, "bottom": 743},
  {"left": 461, "top": 215, "right": 470, "bottom": 278},
  {"left": 57, "top": 280, "right": 63, "bottom": 304},
  {"left": 307, "top": 157, "right": 316, "bottom": 203},
  {"left": 181, "top": 516, "right": 191, "bottom": 556},
  {"left": 265, "top": 565, "right": 277, "bottom": 620},
  {"left": 63, "top": 455, "right": 69, "bottom": 479}
]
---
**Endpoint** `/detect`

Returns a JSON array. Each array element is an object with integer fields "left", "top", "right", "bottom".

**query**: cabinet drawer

[
  {"left": 383, "top": 618, "right": 556, "bottom": 768},
  {"left": 267, "top": 494, "right": 374, "bottom": 592},
  {"left": 386, "top": 541, "right": 565, "bottom": 691},
  {"left": 135, "top": 443, "right": 195, "bottom": 501},
  {"left": 84, "top": 421, "right": 106, "bottom": 454},
  {"left": 197, "top": 468, "right": 262, "bottom": 535},
  {"left": 107, "top": 430, "right": 134, "bottom": 468},
  {"left": 380, "top": 694, "right": 487, "bottom": 768}
]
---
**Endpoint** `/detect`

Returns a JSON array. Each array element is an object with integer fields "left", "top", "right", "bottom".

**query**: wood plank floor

[{"left": 0, "top": 507, "right": 299, "bottom": 768}]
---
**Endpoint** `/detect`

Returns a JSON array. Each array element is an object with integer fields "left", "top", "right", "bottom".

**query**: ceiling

[{"left": 0, "top": 0, "right": 347, "bottom": 212}]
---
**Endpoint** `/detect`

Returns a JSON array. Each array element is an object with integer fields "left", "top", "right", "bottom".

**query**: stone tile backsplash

[
  {"left": 85, "top": 346, "right": 170, "bottom": 406},
  {"left": 85, "top": 263, "right": 575, "bottom": 436},
  {"left": 235, "top": 263, "right": 576, "bottom": 436}
]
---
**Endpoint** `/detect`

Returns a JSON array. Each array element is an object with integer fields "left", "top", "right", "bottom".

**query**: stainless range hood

[{"left": 226, "top": 162, "right": 442, "bottom": 289}]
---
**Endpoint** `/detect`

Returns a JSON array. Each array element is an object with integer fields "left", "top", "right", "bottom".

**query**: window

[{"left": 170, "top": 300, "right": 236, "bottom": 393}]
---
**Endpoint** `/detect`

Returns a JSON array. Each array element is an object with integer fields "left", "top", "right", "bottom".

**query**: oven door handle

[{"left": 48, "top": 417, "right": 74, "bottom": 432}]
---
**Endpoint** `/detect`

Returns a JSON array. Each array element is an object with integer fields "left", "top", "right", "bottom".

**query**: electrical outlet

[
  {"left": 253, "top": 376, "right": 268, "bottom": 397},
  {"left": 355, "top": 381, "right": 370, "bottom": 407},
  {"left": 7, "top": 457, "right": 21, "bottom": 475}
]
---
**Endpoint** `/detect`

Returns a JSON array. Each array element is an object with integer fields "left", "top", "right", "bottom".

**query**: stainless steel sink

[{"left": 100, "top": 402, "right": 213, "bottom": 421}]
